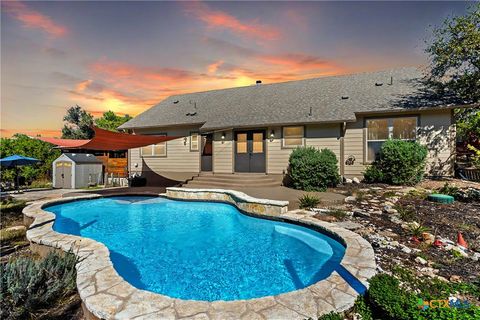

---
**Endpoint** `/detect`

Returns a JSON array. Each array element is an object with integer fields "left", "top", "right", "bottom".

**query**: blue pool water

[{"left": 47, "top": 196, "right": 345, "bottom": 301}]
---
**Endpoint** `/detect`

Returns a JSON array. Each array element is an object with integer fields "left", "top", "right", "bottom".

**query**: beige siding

[
  {"left": 343, "top": 118, "right": 365, "bottom": 178},
  {"left": 213, "top": 130, "right": 233, "bottom": 173},
  {"left": 418, "top": 110, "right": 455, "bottom": 176},
  {"left": 129, "top": 126, "right": 200, "bottom": 174},
  {"left": 343, "top": 110, "right": 455, "bottom": 178},
  {"left": 267, "top": 124, "right": 341, "bottom": 174}
]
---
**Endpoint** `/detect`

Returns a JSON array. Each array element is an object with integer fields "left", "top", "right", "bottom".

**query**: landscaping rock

[
  {"left": 344, "top": 196, "right": 356, "bottom": 204},
  {"left": 344, "top": 178, "right": 353, "bottom": 184},
  {"left": 449, "top": 275, "right": 461, "bottom": 283},
  {"left": 353, "top": 209, "right": 370, "bottom": 218},
  {"left": 415, "top": 257, "right": 428, "bottom": 265},
  {"left": 400, "top": 245, "right": 412, "bottom": 254},
  {"left": 352, "top": 177, "right": 361, "bottom": 184},
  {"left": 4, "top": 225, "right": 26, "bottom": 232},
  {"left": 383, "top": 206, "right": 398, "bottom": 214}
]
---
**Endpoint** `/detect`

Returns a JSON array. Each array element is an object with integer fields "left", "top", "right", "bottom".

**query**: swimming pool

[{"left": 46, "top": 196, "right": 346, "bottom": 301}]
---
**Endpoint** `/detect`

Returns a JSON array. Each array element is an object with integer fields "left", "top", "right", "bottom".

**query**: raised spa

[{"left": 46, "top": 196, "right": 346, "bottom": 301}]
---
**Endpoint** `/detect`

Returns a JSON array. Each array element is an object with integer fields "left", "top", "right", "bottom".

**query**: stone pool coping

[{"left": 23, "top": 188, "right": 376, "bottom": 320}]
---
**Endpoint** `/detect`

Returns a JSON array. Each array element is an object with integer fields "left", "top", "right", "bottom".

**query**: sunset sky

[{"left": 1, "top": 1, "right": 471, "bottom": 137}]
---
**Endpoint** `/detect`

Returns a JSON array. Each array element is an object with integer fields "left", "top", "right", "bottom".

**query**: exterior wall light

[
  {"left": 269, "top": 130, "right": 275, "bottom": 142},
  {"left": 221, "top": 133, "right": 226, "bottom": 140},
  {"left": 184, "top": 137, "right": 188, "bottom": 146}
]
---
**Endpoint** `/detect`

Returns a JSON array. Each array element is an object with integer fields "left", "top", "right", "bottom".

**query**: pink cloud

[
  {"left": 184, "top": 2, "right": 281, "bottom": 41},
  {"left": 207, "top": 60, "right": 224, "bottom": 73},
  {"left": 2, "top": 0, "right": 68, "bottom": 37}
]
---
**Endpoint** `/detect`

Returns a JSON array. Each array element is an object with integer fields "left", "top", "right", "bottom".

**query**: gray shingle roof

[
  {"left": 63, "top": 153, "right": 103, "bottom": 164},
  {"left": 119, "top": 67, "right": 458, "bottom": 131}
]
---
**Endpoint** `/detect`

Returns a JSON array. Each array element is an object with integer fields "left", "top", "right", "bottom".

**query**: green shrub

[
  {"left": 437, "top": 182, "right": 460, "bottom": 197},
  {"left": 363, "top": 140, "right": 428, "bottom": 185},
  {"left": 0, "top": 199, "right": 27, "bottom": 214},
  {"left": 367, "top": 274, "right": 418, "bottom": 320},
  {"left": 298, "top": 194, "right": 321, "bottom": 209},
  {"left": 29, "top": 179, "right": 52, "bottom": 189},
  {"left": 287, "top": 147, "right": 340, "bottom": 191},
  {"left": 395, "top": 204, "right": 416, "bottom": 221},
  {"left": 0, "top": 251, "right": 78, "bottom": 319},
  {"left": 418, "top": 306, "right": 480, "bottom": 320},
  {"left": 363, "top": 165, "right": 384, "bottom": 183},
  {"left": 327, "top": 208, "right": 348, "bottom": 219},
  {"left": 317, "top": 311, "right": 343, "bottom": 320},
  {"left": 0, "top": 228, "right": 26, "bottom": 242},
  {"left": 353, "top": 295, "right": 373, "bottom": 320}
]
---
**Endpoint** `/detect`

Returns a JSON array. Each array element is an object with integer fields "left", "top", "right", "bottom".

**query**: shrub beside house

[
  {"left": 287, "top": 147, "right": 340, "bottom": 191},
  {"left": 364, "top": 139, "right": 428, "bottom": 185}
]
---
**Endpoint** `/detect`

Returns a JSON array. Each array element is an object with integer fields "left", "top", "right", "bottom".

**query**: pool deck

[
  {"left": 23, "top": 188, "right": 375, "bottom": 320},
  {"left": 64, "top": 185, "right": 345, "bottom": 210}
]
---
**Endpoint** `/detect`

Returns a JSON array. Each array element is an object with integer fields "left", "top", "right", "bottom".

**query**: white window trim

[
  {"left": 282, "top": 126, "right": 305, "bottom": 148},
  {"left": 190, "top": 132, "right": 199, "bottom": 152},
  {"left": 366, "top": 116, "right": 418, "bottom": 161},
  {"left": 140, "top": 134, "right": 167, "bottom": 157}
]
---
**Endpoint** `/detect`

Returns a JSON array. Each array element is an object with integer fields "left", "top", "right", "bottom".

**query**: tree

[
  {"left": 425, "top": 4, "right": 480, "bottom": 141},
  {"left": 0, "top": 134, "right": 61, "bottom": 183},
  {"left": 61, "top": 105, "right": 94, "bottom": 139},
  {"left": 94, "top": 110, "right": 132, "bottom": 132}
]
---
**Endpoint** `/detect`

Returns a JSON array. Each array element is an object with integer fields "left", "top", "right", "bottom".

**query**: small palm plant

[{"left": 298, "top": 194, "right": 321, "bottom": 209}]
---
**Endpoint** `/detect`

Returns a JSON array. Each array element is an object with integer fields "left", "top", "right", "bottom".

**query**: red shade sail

[{"left": 36, "top": 127, "right": 179, "bottom": 151}]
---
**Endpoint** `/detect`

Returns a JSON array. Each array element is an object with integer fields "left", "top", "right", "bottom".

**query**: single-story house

[{"left": 119, "top": 67, "right": 467, "bottom": 182}]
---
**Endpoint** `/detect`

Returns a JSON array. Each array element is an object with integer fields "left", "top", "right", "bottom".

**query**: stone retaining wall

[{"left": 23, "top": 190, "right": 376, "bottom": 320}]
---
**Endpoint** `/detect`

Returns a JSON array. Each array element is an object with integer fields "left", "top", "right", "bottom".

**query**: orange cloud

[
  {"left": 184, "top": 2, "right": 281, "bottom": 41},
  {"left": 75, "top": 80, "right": 93, "bottom": 92},
  {"left": 0, "top": 128, "right": 61, "bottom": 138},
  {"left": 2, "top": 0, "right": 68, "bottom": 37},
  {"left": 207, "top": 60, "right": 224, "bottom": 73}
]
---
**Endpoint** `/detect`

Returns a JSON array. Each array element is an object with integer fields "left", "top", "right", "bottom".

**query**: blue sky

[{"left": 1, "top": 1, "right": 471, "bottom": 136}]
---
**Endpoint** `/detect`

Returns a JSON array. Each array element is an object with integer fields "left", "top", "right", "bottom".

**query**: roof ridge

[{"left": 168, "top": 66, "right": 421, "bottom": 98}]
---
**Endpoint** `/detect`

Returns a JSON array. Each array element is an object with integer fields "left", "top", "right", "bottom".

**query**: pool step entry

[{"left": 183, "top": 173, "right": 282, "bottom": 188}]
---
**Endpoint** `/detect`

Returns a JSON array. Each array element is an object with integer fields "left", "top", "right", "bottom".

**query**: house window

[
  {"left": 283, "top": 126, "right": 304, "bottom": 147},
  {"left": 190, "top": 132, "right": 199, "bottom": 151},
  {"left": 141, "top": 134, "right": 167, "bottom": 157},
  {"left": 367, "top": 117, "right": 417, "bottom": 161}
]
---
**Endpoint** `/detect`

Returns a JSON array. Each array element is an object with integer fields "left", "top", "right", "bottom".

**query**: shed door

[{"left": 55, "top": 162, "right": 72, "bottom": 188}]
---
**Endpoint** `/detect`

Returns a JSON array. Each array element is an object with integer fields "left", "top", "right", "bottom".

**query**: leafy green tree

[
  {"left": 425, "top": 4, "right": 480, "bottom": 141},
  {"left": 94, "top": 110, "right": 132, "bottom": 132},
  {"left": 61, "top": 105, "right": 94, "bottom": 139},
  {"left": 0, "top": 134, "right": 61, "bottom": 183}
]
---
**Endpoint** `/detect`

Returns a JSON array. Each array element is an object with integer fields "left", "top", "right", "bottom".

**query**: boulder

[
  {"left": 4, "top": 225, "right": 26, "bottom": 232},
  {"left": 415, "top": 256, "right": 428, "bottom": 265},
  {"left": 353, "top": 209, "right": 370, "bottom": 218},
  {"left": 344, "top": 196, "right": 357, "bottom": 204},
  {"left": 352, "top": 177, "right": 361, "bottom": 184}
]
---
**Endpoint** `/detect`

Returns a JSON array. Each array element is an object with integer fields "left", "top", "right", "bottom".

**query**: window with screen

[
  {"left": 367, "top": 117, "right": 417, "bottom": 161},
  {"left": 190, "top": 132, "right": 199, "bottom": 151},
  {"left": 283, "top": 126, "right": 304, "bottom": 147},
  {"left": 140, "top": 134, "right": 167, "bottom": 157}
]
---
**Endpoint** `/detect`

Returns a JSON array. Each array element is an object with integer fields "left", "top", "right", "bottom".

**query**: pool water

[{"left": 47, "top": 196, "right": 345, "bottom": 301}]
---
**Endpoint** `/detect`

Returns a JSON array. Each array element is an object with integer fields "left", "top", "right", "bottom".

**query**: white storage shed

[{"left": 53, "top": 153, "right": 103, "bottom": 189}]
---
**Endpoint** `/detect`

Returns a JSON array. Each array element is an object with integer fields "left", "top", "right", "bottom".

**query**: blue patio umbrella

[{"left": 0, "top": 155, "right": 40, "bottom": 190}]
